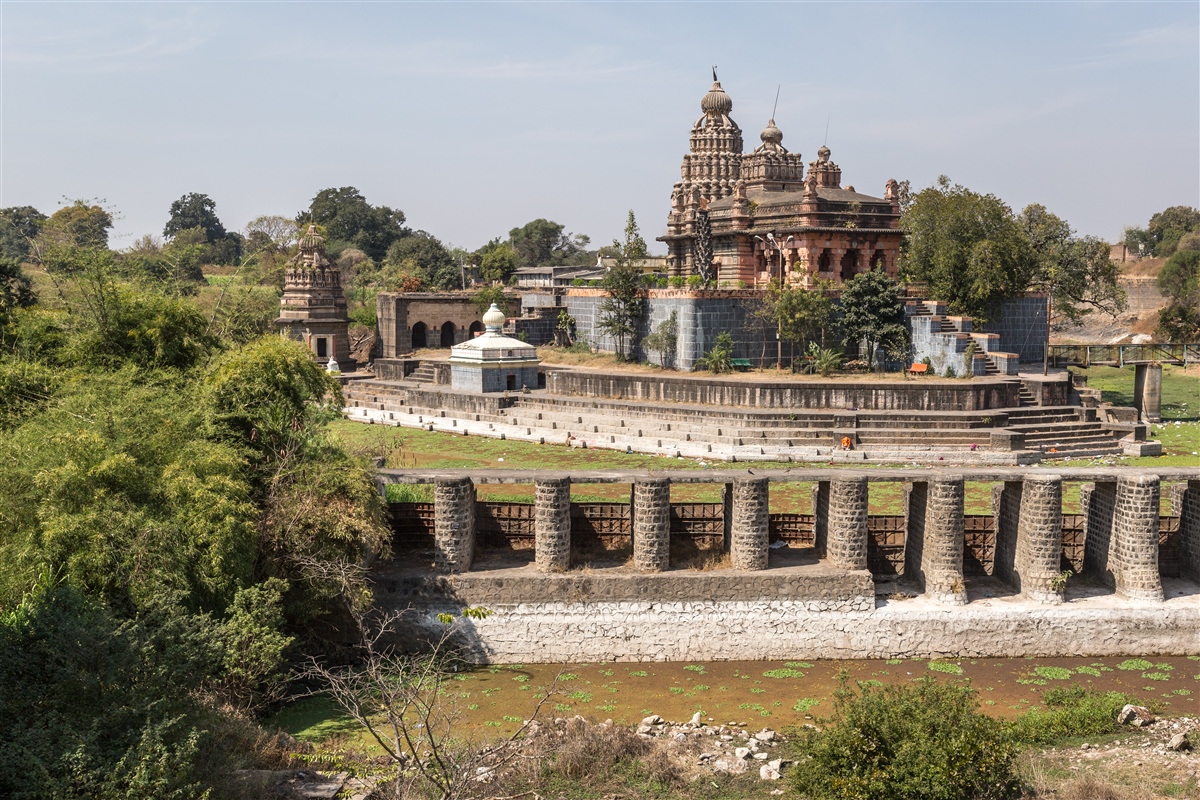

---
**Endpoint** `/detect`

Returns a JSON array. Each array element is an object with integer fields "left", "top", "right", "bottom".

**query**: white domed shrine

[{"left": 448, "top": 303, "right": 541, "bottom": 392}]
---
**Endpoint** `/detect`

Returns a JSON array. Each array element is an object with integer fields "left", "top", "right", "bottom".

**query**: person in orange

[{"left": 841, "top": 436, "right": 852, "bottom": 450}]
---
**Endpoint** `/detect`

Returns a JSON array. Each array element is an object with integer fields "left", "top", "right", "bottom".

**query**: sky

[{"left": 2, "top": 1, "right": 1197, "bottom": 255}]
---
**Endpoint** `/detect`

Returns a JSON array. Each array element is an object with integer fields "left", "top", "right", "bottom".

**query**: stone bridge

[{"left": 374, "top": 466, "right": 1200, "bottom": 662}]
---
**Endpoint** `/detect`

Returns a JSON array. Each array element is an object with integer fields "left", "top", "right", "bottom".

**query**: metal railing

[{"left": 1048, "top": 343, "right": 1200, "bottom": 368}]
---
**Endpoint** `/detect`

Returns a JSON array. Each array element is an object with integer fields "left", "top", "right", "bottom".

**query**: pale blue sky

[{"left": 2, "top": 1, "right": 1197, "bottom": 254}]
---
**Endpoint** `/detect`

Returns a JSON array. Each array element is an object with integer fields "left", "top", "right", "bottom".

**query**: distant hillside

[{"left": 1053, "top": 255, "right": 1167, "bottom": 344}]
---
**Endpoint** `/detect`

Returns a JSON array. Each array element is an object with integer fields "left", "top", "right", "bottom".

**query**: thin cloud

[
  {"left": 1061, "top": 23, "right": 1198, "bottom": 71},
  {"left": 2, "top": 9, "right": 213, "bottom": 71}
]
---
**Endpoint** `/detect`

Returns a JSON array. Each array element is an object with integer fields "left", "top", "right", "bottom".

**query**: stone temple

[
  {"left": 448, "top": 303, "right": 540, "bottom": 392},
  {"left": 659, "top": 74, "right": 904, "bottom": 287},
  {"left": 277, "top": 225, "right": 355, "bottom": 370}
]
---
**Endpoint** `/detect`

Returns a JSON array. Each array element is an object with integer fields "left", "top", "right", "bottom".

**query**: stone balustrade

[{"left": 392, "top": 467, "right": 1200, "bottom": 603}]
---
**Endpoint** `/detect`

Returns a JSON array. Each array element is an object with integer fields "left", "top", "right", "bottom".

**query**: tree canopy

[
  {"left": 508, "top": 218, "right": 591, "bottom": 268},
  {"left": 840, "top": 269, "right": 909, "bottom": 370},
  {"left": 901, "top": 177, "right": 1124, "bottom": 327},
  {"left": 596, "top": 211, "right": 647, "bottom": 360},
  {"left": 0, "top": 205, "right": 47, "bottom": 261},
  {"left": 1124, "top": 205, "right": 1200, "bottom": 258},
  {"left": 164, "top": 192, "right": 227, "bottom": 243},
  {"left": 297, "top": 186, "right": 408, "bottom": 262}
]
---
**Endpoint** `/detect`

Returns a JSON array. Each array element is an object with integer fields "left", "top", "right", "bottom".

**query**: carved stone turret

[
  {"left": 808, "top": 145, "right": 842, "bottom": 189},
  {"left": 277, "top": 225, "right": 355, "bottom": 369},
  {"left": 741, "top": 118, "right": 805, "bottom": 192}
]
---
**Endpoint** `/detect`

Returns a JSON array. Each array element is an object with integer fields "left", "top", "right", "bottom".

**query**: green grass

[{"left": 1073, "top": 364, "right": 1196, "bottom": 421}]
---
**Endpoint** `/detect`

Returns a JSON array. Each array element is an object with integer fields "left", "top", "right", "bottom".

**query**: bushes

[
  {"left": 696, "top": 331, "right": 735, "bottom": 373},
  {"left": 1008, "top": 686, "right": 1138, "bottom": 745},
  {"left": 789, "top": 675, "right": 1021, "bottom": 800}
]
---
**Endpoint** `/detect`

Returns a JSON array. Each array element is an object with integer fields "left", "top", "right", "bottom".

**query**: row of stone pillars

[{"left": 426, "top": 474, "right": 1200, "bottom": 606}]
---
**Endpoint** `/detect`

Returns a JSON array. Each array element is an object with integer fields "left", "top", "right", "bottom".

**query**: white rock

[
  {"left": 642, "top": 714, "right": 663, "bottom": 725},
  {"left": 759, "top": 763, "right": 781, "bottom": 780},
  {"left": 735, "top": 747, "right": 751, "bottom": 760},
  {"left": 753, "top": 752, "right": 770, "bottom": 760},
  {"left": 755, "top": 729, "right": 777, "bottom": 742}
]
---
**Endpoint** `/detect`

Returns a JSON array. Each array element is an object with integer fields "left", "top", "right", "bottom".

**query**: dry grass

[
  {"left": 1057, "top": 778, "right": 1125, "bottom": 800},
  {"left": 1119, "top": 257, "right": 1165, "bottom": 279}
]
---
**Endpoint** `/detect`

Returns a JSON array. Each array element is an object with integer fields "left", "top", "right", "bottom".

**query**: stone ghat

[{"left": 373, "top": 467, "right": 1200, "bottom": 661}]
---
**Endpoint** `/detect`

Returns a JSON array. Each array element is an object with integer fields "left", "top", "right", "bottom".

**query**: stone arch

[
  {"left": 840, "top": 249, "right": 860, "bottom": 281},
  {"left": 440, "top": 321, "right": 457, "bottom": 348},
  {"left": 469, "top": 321, "right": 485, "bottom": 337},
  {"left": 818, "top": 249, "right": 831, "bottom": 273},
  {"left": 412, "top": 321, "right": 427, "bottom": 349}
]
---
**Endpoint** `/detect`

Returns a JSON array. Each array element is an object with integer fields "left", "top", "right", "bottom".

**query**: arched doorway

[
  {"left": 440, "top": 321, "right": 457, "bottom": 348},
  {"left": 469, "top": 321, "right": 484, "bottom": 338},
  {"left": 411, "top": 321, "right": 427, "bottom": 349},
  {"left": 840, "top": 249, "right": 860, "bottom": 282},
  {"left": 818, "top": 249, "right": 831, "bottom": 273}
]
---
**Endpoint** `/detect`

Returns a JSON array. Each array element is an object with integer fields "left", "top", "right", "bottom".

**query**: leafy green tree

[
  {"left": 509, "top": 218, "right": 591, "bottom": 267},
  {"left": 1019, "top": 204, "right": 1125, "bottom": 328},
  {"left": 642, "top": 310, "right": 678, "bottom": 368},
  {"left": 1155, "top": 302, "right": 1200, "bottom": 341},
  {"left": 1124, "top": 205, "right": 1200, "bottom": 258},
  {"left": 298, "top": 186, "right": 408, "bottom": 262},
  {"left": 474, "top": 237, "right": 518, "bottom": 283},
  {"left": 900, "top": 177, "right": 1036, "bottom": 321},
  {"left": 384, "top": 231, "right": 458, "bottom": 289},
  {"left": 0, "top": 205, "right": 47, "bottom": 261},
  {"left": 472, "top": 285, "right": 507, "bottom": 314},
  {"left": 163, "top": 192, "right": 227, "bottom": 243},
  {"left": 0, "top": 257, "right": 35, "bottom": 320},
  {"left": 840, "top": 269, "right": 909, "bottom": 371},
  {"left": 1157, "top": 248, "right": 1200, "bottom": 306},
  {"left": 39, "top": 199, "right": 114, "bottom": 249},
  {"left": 597, "top": 211, "right": 648, "bottom": 360}
]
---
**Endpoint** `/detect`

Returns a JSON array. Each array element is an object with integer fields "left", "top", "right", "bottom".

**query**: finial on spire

[
  {"left": 712, "top": 65, "right": 718, "bottom": 82},
  {"left": 772, "top": 84, "right": 780, "bottom": 120}
]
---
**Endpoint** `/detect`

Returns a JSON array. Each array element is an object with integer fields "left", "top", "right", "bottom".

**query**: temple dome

[
  {"left": 299, "top": 224, "right": 325, "bottom": 253},
  {"left": 760, "top": 119, "right": 783, "bottom": 147},
  {"left": 701, "top": 81, "right": 733, "bottom": 116},
  {"left": 482, "top": 303, "right": 506, "bottom": 331}
]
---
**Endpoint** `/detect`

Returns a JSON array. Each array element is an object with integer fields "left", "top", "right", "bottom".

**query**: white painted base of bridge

[{"left": 411, "top": 582, "right": 1199, "bottom": 663}]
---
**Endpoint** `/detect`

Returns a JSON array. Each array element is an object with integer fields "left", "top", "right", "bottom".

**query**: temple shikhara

[
  {"left": 277, "top": 224, "right": 355, "bottom": 370},
  {"left": 659, "top": 74, "right": 903, "bottom": 287}
]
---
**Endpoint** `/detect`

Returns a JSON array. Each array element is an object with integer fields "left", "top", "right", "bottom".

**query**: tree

[
  {"left": 1019, "top": 204, "right": 1125, "bottom": 329},
  {"left": 385, "top": 231, "right": 459, "bottom": 289},
  {"left": 0, "top": 257, "right": 35, "bottom": 320},
  {"left": 472, "top": 286, "right": 507, "bottom": 314},
  {"left": 508, "top": 218, "right": 591, "bottom": 267},
  {"left": 900, "top": 177, "right": 1036, "bottom": 321},
  {"left": 298, "top": 186, "right": 408, "bottom": 262},
  {"left": 244, "top": 214, "right": 299, "bottom": 252},
  {"left": 0, "top": 206, "right": 47, "bottom": 261},
  {"left": 1124, "top": 205, "right": 1200, "bottom": 258},
  {"left": 841, "top": 269, "right": 909, "bottom": 371},
  {"left": 597, "top": 211, "right": 647, "bottom": 360},
  {"left": 474, "top": 237, "right": 518, "bottom": 283},
  {"left": 163, "top": 192, "right": 227, "bottom": 243},
  {"left": 39, "top": 199, "right": 114, "bottom": 249},
  {"left": 1155, "top": 249, "right": 1200, "bottom": 341},
  {"left": 642, "top": 311, "right": 678, "bottom": 368}
]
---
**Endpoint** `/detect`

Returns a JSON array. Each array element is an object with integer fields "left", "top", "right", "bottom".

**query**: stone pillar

[
  {"left": 1112, "top": 475, "right": 1163, "bottom": 602},
  {"left": 920, "top": 476, "right": 967, "bottom": 605},
  {"left": 992, "top": 481, "right": 1022, "bottom": 585},
  {"left": 1081, "top": 481, "right": 1117, "bottom": 584},
  {"left": 632, "top": 478, "right": 671, "bottom": 572},
  {"left": 434, "top": 477, "right": 475, "bottom": 572},
  {"left": 1133, "top": 363, "right": 1162, "bottom": 423},
  {"left": 903, "top": 481, "right": 925, "bottom": 580},
  {"left": 722, "top": 482, "right": 734, "bottom": 553},
  {"left": 1013, "top": 475, "right": 1064, "bottom": 604},
  {"left": 827, "top": 476, "right": 868, "bottom": 570},
  {"left": 535, "top": 477, "right": 571, "bottom": 573},
  {"left": 812, "top": 481, "right": 830, "bottom": 557},
  {"left": 730, "top": 478, "right": 769, "bottom": 570},
  {"left": 1179, "top": 480, "right": 1200, "bottom": 582}
]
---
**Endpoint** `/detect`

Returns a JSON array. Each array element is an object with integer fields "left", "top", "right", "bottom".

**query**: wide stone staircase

[
  {"left": 1004, "top": 406, "right": 1126, "bottom": 458},
  {"left": 341, "top": 379, "right": 1041, "bottom": 464}
]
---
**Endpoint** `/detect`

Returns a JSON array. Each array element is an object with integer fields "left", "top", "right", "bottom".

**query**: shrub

[
  {"left": 1009, "top": 687, "right": 1139, "bottom": 745},
  {"left": 789, "top": 674, "right": 1020, "bottom": 800},
  {"left": 695, "top": 332, "right": 734, "bottom": 374},
  {"left": 686, "top": 274, "right": 704, "bottom": 289}
]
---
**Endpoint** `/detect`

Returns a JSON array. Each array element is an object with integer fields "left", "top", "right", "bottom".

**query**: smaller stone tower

[{"left": 277, "top": 224, "right": 354, "bottom": 370}]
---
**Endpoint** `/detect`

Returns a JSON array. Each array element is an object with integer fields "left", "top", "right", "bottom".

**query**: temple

[
  {"left": 276, "top": 224, "right": 355, "bottom": 370},
  {"left": 659, "top": 75, "right": 904, "bottom": 288}
]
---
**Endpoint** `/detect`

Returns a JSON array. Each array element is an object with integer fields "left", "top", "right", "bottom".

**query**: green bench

[{"left": 730, "top": 358, "right": 752, "bottom": 371}]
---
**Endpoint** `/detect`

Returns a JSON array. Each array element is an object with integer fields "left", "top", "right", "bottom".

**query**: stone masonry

[
  {"left": 919, "top": 476, "right": 968, "bottom": 605},
  {"left": 1013, "top": 475, "right": 1064, "bottom": 604},
  {"left": 826, "top": 477, "right": 868, "bottom": 570},
  {"left": 992, "top": 481, "right": 1022, "bottom": 585},
  {"left": 812, "top": 481, "right": 830, "bottom": 557},
  {"left": 1081, "top": 481, "right": 1117, "bottom": 584},
  {"left": 1178, "top": 480, "right": 1200, "bottom": 582},
  {"left": 633, "top": 478, "right": 672, "bottom": 572},
  {"left": 434, "top": 477, "right": 475, "bottom": 572},
  {"left": 730, "top": 478, "right": 769, "bottom": 570},
  {"left": 1112, "top": 475, "right": 1163, "bottom": 602},
  {"left": 535, "top": 477, "right": 571, "bottom": 573}
]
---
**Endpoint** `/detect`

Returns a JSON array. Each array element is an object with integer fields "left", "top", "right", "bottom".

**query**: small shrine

[
  {"left": 448, "top": 304, "right": 540, "bottom": 392},
  {"left": 276, "top": 225, "right": 354, "bottom": 370}
]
